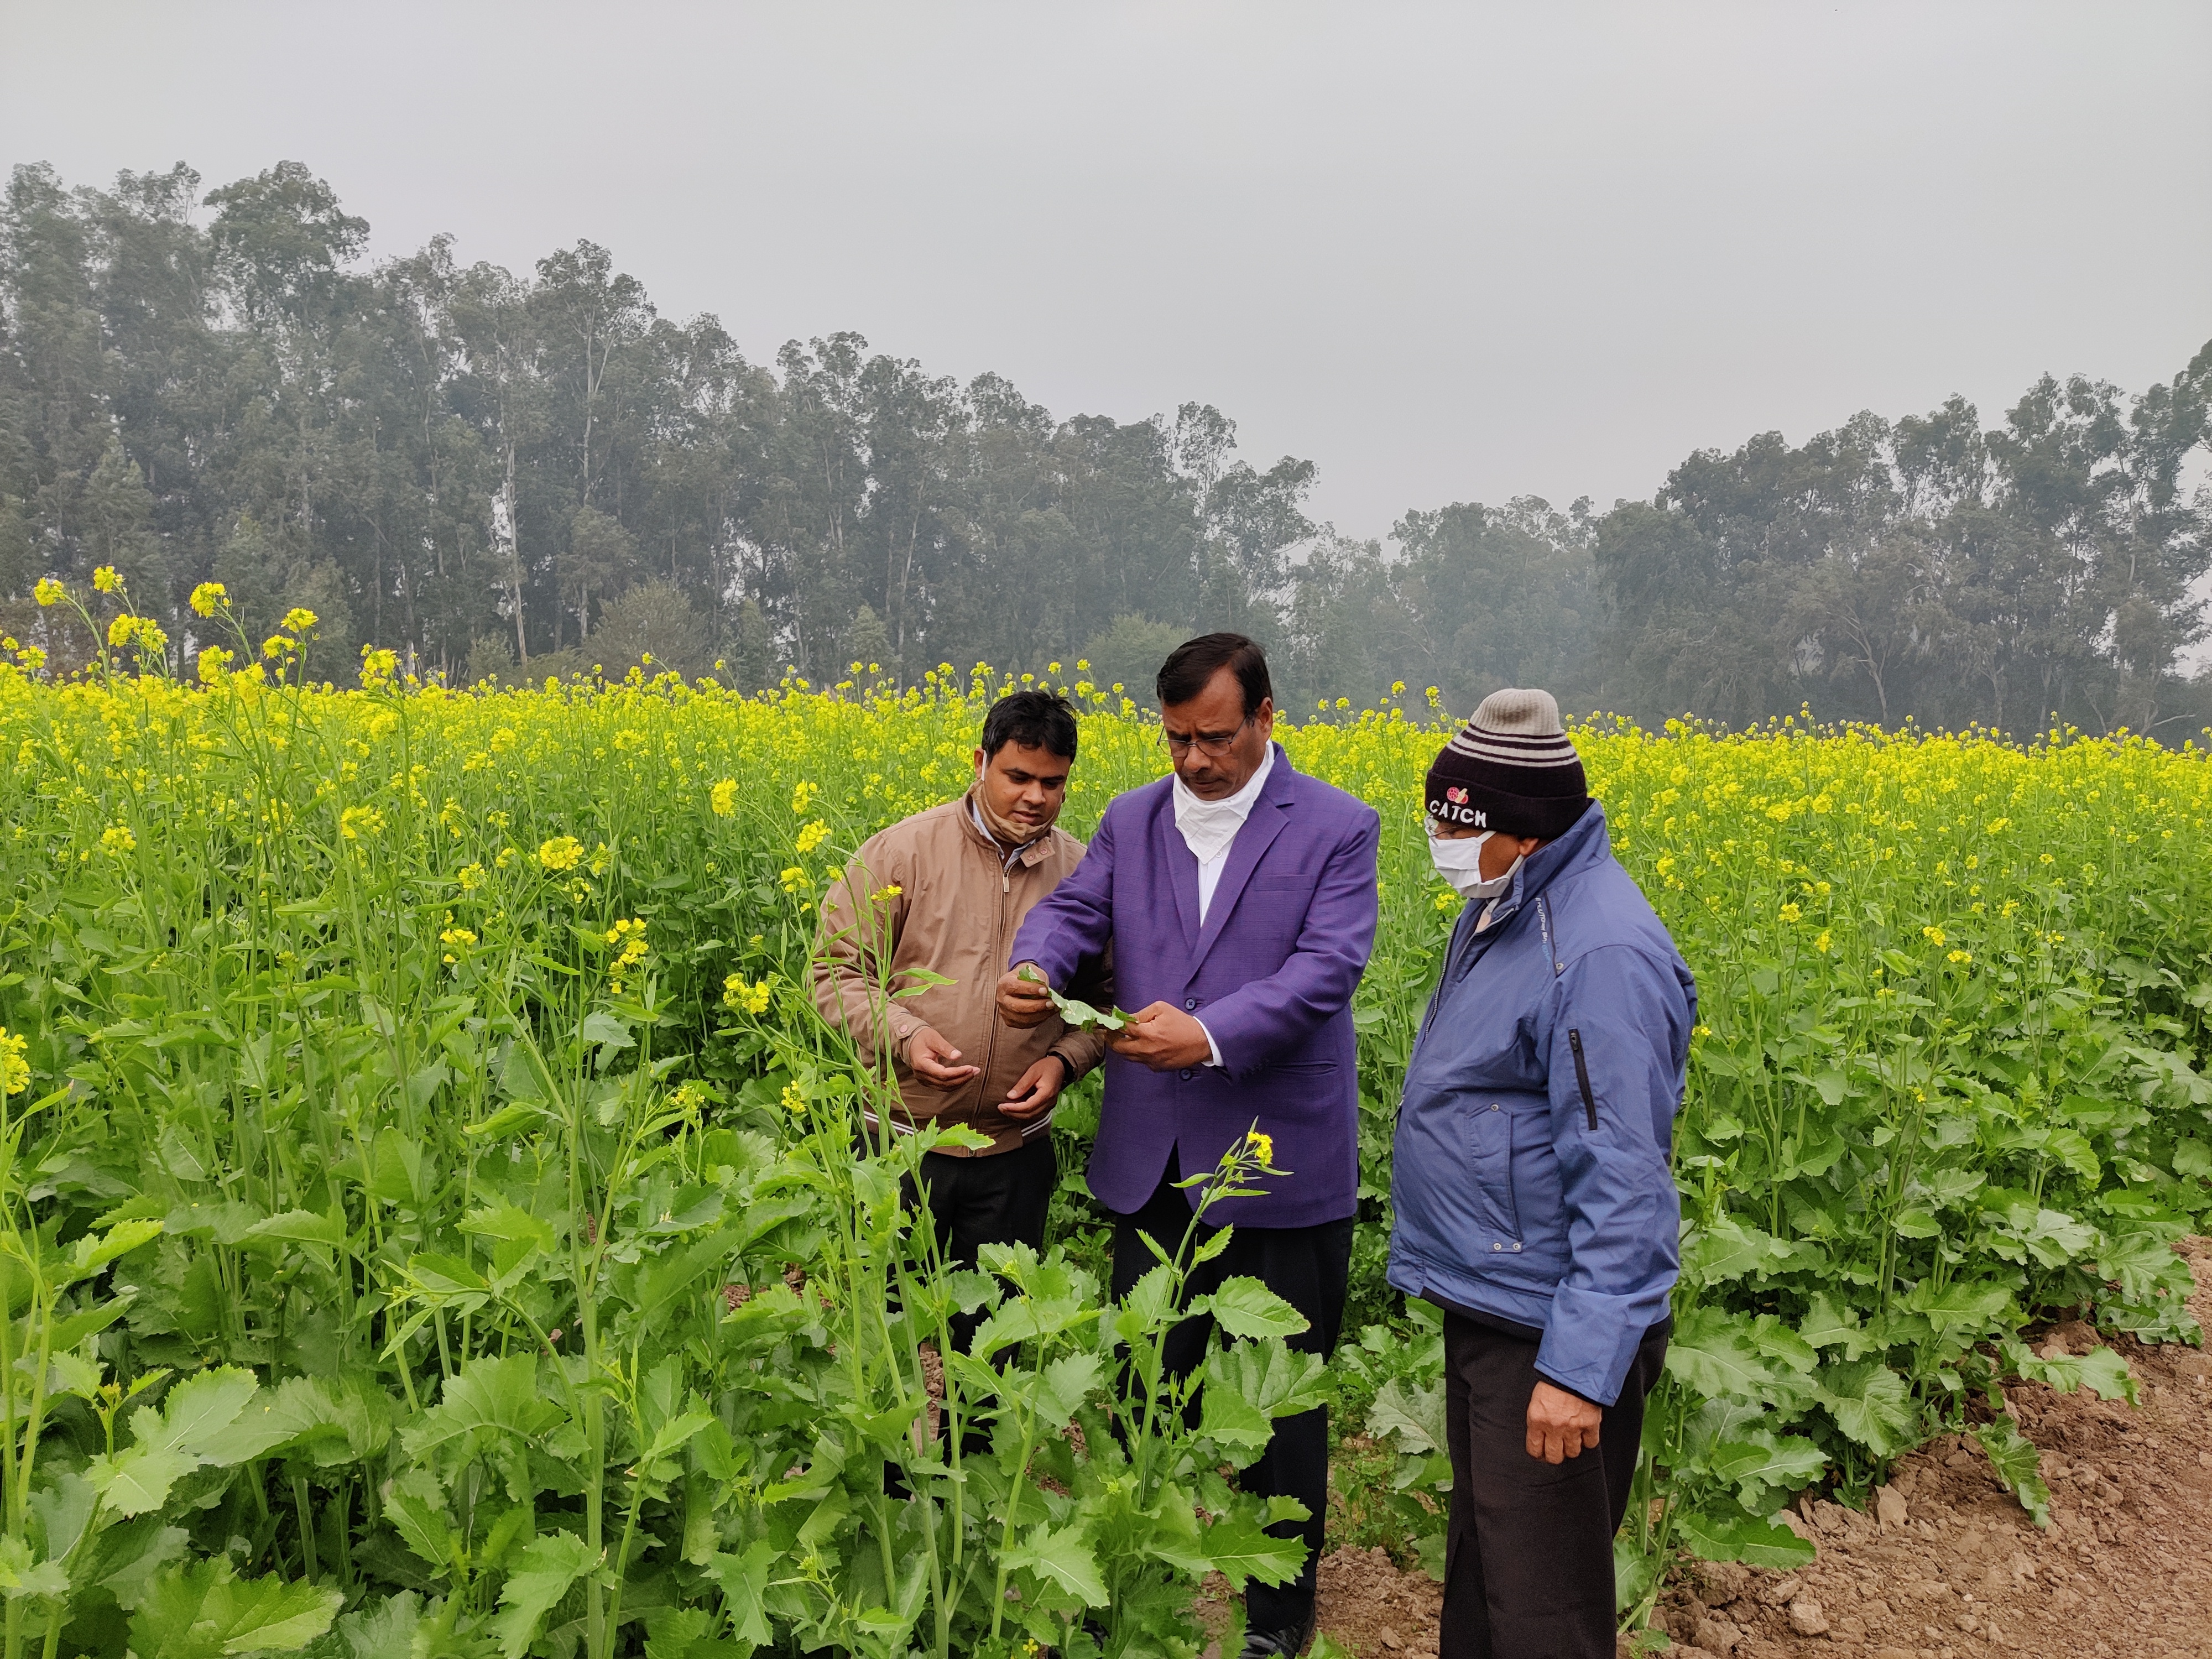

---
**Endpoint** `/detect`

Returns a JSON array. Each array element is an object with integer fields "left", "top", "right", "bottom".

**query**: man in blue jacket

[{"left": 1388, "top": 688, "right": 1694, "bottom": 1659}]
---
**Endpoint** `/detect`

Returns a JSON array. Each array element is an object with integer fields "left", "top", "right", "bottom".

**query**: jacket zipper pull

[
  {"left": 1567, "top": 1027, "right": 1598, "bottom": 1131},
  {"left": 1002, "top": 871, "right": 1010, "bottom": 894}
]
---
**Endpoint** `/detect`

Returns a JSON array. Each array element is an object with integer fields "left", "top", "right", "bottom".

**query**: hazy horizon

[{"left": 5, "top": 2, "right": 2208, "bottom": 541}]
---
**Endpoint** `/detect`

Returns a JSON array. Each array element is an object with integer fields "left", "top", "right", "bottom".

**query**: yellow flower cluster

[
  {"left": 0, "top": 1030, "right": 25, "bottom": 1098},
  {"left": 605, "top": 917, "right": 648, "bottom": 992},
  {"left": 539, "top": 836, "right": 585, "bottom": 873},
  {"left": 723, "top": 974, "right": 773, "bottom": 1016}
]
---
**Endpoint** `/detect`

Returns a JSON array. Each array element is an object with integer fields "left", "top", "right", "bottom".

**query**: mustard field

[{"left": 0, "top": 620, "right": 2207, "bottom": 1655}]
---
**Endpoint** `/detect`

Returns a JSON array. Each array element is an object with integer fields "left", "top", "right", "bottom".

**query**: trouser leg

[
  {"left": 1234, "top": 1214, "right": 1352, "bottom": 1636},
  {"left": 1109, "top": 1154, "right": 1353, "bottom": 1637},
  {"left": 913, "top": 1135, "right": 1058, "bottom": 1456},
  {"left": 1437, "top": 1313, "right": 1670, "bottom": 1659},
  {"left": 924, "top": 1133, "right": 1057, "bottom": 1355}
]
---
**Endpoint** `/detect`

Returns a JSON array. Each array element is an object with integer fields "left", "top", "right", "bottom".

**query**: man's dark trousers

[
  {"left": 1438, "top": 1311, "right": 1670, "bottom": 1659},
  {"left": 910, "top": 1133, "right": 1057, "bottom": 1360},
  {"left": 1110, "top": 1154, "right": 1355, "bottom": 1638}
]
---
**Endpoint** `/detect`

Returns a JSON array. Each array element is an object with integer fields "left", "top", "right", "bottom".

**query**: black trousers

[
  {"left": 1438, "top": 1311, "right": 1670, "bottom": 1659},
  {"left": 907, "top": 1133, "right": 1057, "bottom": 1358},
  {"left": 1110, "top": 1157, "right": 1354, "bottom": 1636}
]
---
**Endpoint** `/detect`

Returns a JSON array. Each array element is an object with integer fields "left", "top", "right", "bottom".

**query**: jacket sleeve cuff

[{"left": 1534, "top": 1285, "right": 1665, "bottom": 1407}]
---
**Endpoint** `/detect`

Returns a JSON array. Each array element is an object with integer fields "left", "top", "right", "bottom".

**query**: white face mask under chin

[{"left": 1428, "top": 828, "right": 1520, "bottom": 900}]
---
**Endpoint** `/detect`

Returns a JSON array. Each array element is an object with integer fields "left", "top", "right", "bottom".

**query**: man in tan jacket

[{"left": 812, "top": 690, "right": 1109, "bottom": 1350}]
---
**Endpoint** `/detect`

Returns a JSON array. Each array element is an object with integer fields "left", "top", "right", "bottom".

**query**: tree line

[{"left": 4, "top": 158, "right": 2207, "bottom": 734}]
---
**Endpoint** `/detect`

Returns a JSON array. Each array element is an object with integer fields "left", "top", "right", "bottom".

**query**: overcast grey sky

[{"left": 5, "top": 2, "right": 2208, "bottom": 541}]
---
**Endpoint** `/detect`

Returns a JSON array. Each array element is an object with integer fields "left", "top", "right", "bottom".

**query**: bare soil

[{"left": 1308, "top": 1238, "right": 2212, "bottom": 1659}]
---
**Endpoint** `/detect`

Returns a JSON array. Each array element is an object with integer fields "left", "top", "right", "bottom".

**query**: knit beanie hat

[{"left": 1425, "top": 687, "right": 1589, "bottom": 839}]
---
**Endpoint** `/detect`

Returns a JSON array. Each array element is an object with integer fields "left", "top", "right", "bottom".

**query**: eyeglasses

[{"left": 1159, "top": 714, "right": 1251, "bottom": 759}]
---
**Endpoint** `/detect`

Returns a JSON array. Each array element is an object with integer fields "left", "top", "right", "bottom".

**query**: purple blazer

[{"left": 1009, "top": 744, "right": 1381, "bottom": 1227}]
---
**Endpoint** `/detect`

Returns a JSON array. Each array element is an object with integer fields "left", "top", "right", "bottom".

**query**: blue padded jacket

[{"left": 1386, "top": 801, "right": 1695, "bottom": 1406}]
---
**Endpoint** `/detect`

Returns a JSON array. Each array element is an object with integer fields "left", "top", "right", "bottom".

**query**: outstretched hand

[{"left": 904, "top": 1026, "right": 980, "bottom": 1088}]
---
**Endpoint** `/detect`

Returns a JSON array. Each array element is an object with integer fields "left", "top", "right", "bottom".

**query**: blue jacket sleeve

[
  {"left": 1531, "top": 945, "right": 1691, "bottom": 1405},
  {"left": 1008, "top": 796, "right": 1118, "bottom": 986},
  {"left": 1198, "top": 806, "right": 1381, "bottom": 1079}
]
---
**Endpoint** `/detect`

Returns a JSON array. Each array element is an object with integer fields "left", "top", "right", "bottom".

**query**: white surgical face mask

[{"left": 1428, "top": 826, "right": 1521, "bottom": 900}]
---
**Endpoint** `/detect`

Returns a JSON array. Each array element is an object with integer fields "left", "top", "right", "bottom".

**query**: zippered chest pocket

[{"left": 1459, "top": 1098, "right": 1521, "bottom": 1252}]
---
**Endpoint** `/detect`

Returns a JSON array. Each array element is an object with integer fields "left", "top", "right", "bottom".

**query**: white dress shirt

[{"left": 1170, "top": 744, "right": 1275, "bottom": 1066}]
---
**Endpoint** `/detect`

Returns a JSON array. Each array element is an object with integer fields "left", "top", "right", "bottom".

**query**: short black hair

[
  {"left": 980, "top": 690, "right": 1079, "bottom": 761},
  {"left": 1156, "top": 632, "right": 1272, "bottom": 716}
]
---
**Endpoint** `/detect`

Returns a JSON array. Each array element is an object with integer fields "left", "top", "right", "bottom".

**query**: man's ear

[{"left": 971, "top": 746, "right": 985, "bottom": 775}]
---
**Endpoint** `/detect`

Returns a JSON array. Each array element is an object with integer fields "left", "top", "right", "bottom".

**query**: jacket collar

[
  {"left": 960, "top": 785, "right": 1057, "bottom": 869},
  {"left": 1474, "top": 799, "right": 1609, "bottom": 931}
]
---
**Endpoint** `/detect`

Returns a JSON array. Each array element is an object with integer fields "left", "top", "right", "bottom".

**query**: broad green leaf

[
  {"left": 128, "top": 1559, "right": 342, "bottom": 1659},
  {"left": 1665, "top": 1308, "right": 1798, "bottom": 1405},
  {"left": 96, "top": 1520, "right": 188, "bottom": 1611},
  {"left": 334, "top": 1592, "right": 422, "bottom": 1659},
  {"left": 1197, "top": 1382, "right": 1274, "bottom": 1455},
  {"left": 1814, "top": 1359, "right": 1914, "bottom": 1455},
  {"left": 705, "top": 1541, "right": 777, "bottom": 1647},
  {"left": 1031, "top": 1352, "right": 1102, "bottom": 1431},
  {"left": 192, "top": 1376, "right": 351, "bottom": 1465},
  {"left": 1367, "top": 1378, "right": 1447, "bottom": 1457},
  {"left": 0, "top": 1537, "right": 70, "bottom": 1601},
  {"left": 642, "top": 1411, "right": 716, "bottom": 1466},
  {"left": 580, "top": 1010, "right": 632, "bottom": 1050},
  {"left": 457, "top": 1204, "right": 556, "bottom": 1254},
  {"left": 1684, "top": 1215, "right": 1778, "bottom": 1285},
  {"left": 1798, "top": 1290, "right": 1877, "bottom": 1359},
  {"left": 2040, "top": 1128, "right": 2101, "bottom": 1183},
  {"left": 642, "top": 1608, "right": 711, "bottom": 1659},
  {"left": 489, "top": 1532, "right": 598, "bottom": 1659},
  {"left": 403, "top": 1356, "right": 562, "bottom": 1457},
  {"left": 1745, "top": 1313, "right": 1820, "bottom": 1374},
  {"left": 1705, "top": 1429, "right": 1827, "bottom": 1501},
  {"left": 31, "top": 1473, "right": 96, "bottom": 1565},
  {"left": 1972, "top": 1414, "right": 2051, "bottom": 1526},
  {"left": 48, "top": 1293, "right": 134, "bottom": 1353},
  {"left": 65, "top": 1218, "right": 164, "bottom": 1283},
  {"left": 2070, "top": 1345, "right": 2137, "bottom": 1404},
  {"left": 500, "top": 1041, "right": 560, "bottom": 1106},
  {"left": 117, "top": 1366, "right": 260, "bottom": 1478},
  {"left": 1676, "top": 1503, "right": 1818, "bottom": 1571},
  {"left": 1206, "top": 1276, "right": 1310, "bottom": 1340},
  {"left": 1209, "top": 1339, "right": 1330, "bottom": 1419},
  {"left": 1194, "top": 1506, "right": 1308, "bottom": 1589},
  {"left": 1903, "top": 1277, "right": 2013, "bottom": 1337},
  {"left": 465, "top": 1102, "right": 547, "bottom": 1139},
  {"left": 1004, "top": 1521, "right": 1107, "bottom": 1605},
  {"left": 384, "top": 1474, "right": 455, "bottom": 1576},
  {"left": 239, "top": 1212, "right": 343, "bottom": 1252}
]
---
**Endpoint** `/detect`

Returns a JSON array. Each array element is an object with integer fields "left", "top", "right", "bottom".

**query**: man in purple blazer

[{"left": 998, "top": 633, "right": 1380, "bottom": 1659}]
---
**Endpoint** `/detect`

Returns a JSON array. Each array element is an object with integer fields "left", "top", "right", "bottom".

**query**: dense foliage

[
  {"left": 4, "top": 160, "right": 2209, "bottom": 731},
  {"left": 0, "top": 611, "right": 2207, "bottom": 1651}
]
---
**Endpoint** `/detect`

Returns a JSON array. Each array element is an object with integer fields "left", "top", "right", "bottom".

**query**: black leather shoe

[{"left": 1239, "top": 1610, "right": 1316, "bottom": 1659}]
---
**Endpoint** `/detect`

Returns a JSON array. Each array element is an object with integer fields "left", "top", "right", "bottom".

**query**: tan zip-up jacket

[{"left": 810, "top": 789, "right": 1112, "bottom": 1156}]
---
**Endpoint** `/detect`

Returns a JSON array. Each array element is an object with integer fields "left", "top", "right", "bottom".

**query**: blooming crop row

[{"left": 0, "top": 637, "right": 2205, "bottom": 1650}]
